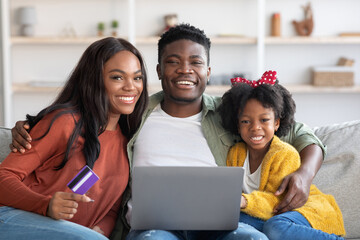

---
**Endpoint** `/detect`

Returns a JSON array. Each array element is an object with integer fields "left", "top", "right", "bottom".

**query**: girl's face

[
  {"left": 238, "top": 98, "right": 280, "bottom": 152},
  {"left": 103, "top": 50, "right": 143, "bottom": 117}
]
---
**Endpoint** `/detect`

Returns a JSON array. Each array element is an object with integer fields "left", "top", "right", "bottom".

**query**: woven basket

[{"left": 312, "top": 67, "right": 354, "bottom": 87}]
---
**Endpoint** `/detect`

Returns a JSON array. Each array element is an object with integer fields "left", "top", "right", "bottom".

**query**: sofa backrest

[
  {"left": 313, "top": 120, "right": 360, "bottom": 239},
  {"left": 0, "top": 127, "right": 11, "bottom": 163}
]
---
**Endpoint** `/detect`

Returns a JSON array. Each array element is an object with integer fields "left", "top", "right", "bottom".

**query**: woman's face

[{"left": 103, "top": 50, "right": 143, "bottom": 117}]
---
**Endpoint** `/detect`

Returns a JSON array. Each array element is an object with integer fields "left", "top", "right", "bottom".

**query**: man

[{"left": 11, "top": 24, "right": 325, "bottom": 240}]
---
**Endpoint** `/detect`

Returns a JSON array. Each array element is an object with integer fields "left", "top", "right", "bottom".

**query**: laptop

[{"left": 131, "top": 166, "right": 244, "bottom": 230}]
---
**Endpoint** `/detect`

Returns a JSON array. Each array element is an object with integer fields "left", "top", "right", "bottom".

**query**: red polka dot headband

[{"left": 230, "top": 70, "right": 277, "bottom": 88}]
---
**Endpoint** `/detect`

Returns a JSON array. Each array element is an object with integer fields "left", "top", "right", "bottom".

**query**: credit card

[{"left": 67, "top": 165, "right": 99, "bottom": 195}]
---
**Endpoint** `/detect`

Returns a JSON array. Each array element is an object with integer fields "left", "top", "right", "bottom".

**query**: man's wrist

[{"left": 296, "top": 166, "right": 315, "bottom": 183}]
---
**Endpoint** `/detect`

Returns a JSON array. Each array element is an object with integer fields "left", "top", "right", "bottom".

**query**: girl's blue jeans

[
  {"left": 0, "top": 206, "right": 108, "bottom": 240},
  {"left": 126, "top": 222, "right": 268, "bottom": 240},
  {"left": 240, "top": 211, "right": 345, "bottom": 240}
]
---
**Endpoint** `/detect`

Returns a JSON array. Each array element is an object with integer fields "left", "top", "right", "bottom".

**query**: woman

[{"left": 0, "top": 37, "right": 148, "bottom": 239}]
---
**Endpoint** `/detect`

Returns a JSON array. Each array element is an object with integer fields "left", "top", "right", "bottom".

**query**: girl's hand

[
  {"left": 92, "top": 226, "right": 105, "bottom": 235},
  {"left": 47, "top": 192, "right": 93, "bottom": 220},
  {"left": 240, "top": 195, "right": 247, "bottom": 209}
]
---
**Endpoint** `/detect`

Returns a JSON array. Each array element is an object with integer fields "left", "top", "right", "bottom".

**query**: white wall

[
  {"left": 293, "top": 93, "right": 360, "bottom": 127},
  {"left": 0, "top": 43, "right": 3, "bottom": 127},
  {"left": 4, "top": 0, "right": 360, "bottom": 128},
  {"left": 0, "top": 2, "right": 4, "bottom": 126},
  {"left": 9, "top": 0, "right": 128, "bottom": 37}
]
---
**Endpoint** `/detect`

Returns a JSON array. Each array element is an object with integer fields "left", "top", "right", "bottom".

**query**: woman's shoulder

[{"left": 30, "top": 109, "right": 80, "bottom": 139}]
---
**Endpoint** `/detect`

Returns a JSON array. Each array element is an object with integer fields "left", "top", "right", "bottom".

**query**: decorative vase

[{"left": 18, "top": 6, "right": 37, "bottom": 36}]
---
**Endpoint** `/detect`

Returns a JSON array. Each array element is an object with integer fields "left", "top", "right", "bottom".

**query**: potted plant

[
  {"left": 111, "top": 20, "right": 119, "bottom": 37},
  {"left": 97, "top": 22, "right": 105, "bottom": 37}
]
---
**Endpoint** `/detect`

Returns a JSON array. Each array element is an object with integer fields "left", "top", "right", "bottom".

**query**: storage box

[{"left": 312, "top": 66, "right": 354, "bottom": 86}]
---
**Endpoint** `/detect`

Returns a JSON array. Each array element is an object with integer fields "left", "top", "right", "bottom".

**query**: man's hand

[
  {"left": 274, "top": 144, "right": 323, "bottom": 214},
  {"left": 10, "top": 121, "right": 32, "bottom": 153},
  {"left": 47, "top": 192, "right": 93, "bottom": 220},
  {"left": 273, "top": 170, "right": 311, "bottom": 214}
]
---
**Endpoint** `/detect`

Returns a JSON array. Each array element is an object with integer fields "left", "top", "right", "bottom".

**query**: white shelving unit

[{"left": 1, "top": 0, "right": 360, "bottom": 127}]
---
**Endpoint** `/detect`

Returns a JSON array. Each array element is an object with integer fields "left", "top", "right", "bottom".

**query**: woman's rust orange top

[{"left": 0, "top": 110, "right": 129, "bottom": 237}]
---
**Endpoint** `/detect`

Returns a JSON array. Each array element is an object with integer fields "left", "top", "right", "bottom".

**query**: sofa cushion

[
  {"left": 313, "top": 120, "right": 360, "bottom": 239},
  {"left": 0, "top": 127, "right": 11, "bottom": 163}
]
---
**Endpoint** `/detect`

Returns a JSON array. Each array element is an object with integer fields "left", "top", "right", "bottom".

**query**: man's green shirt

[{"left": 111, "top": 91, "right": 326, "bottom": 240}]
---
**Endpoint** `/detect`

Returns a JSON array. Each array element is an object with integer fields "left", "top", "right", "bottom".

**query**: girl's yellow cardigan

[{"left": 227, "top": 136, "right": 345, "bottom": 236}]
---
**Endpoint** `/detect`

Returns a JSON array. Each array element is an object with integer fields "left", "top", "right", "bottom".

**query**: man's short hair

[{"left": 158, "top": 23, "right": 211, "bottom": 65}]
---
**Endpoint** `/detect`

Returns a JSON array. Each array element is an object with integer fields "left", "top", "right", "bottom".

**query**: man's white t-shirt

[
  {"left": 127, "top": 104, "right": 217, "bottom": 224},
  {"left": 132, "top": 104, "right": 217, "bottom": 167}
]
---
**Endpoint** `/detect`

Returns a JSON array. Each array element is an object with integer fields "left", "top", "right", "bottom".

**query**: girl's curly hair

[{"left": 217, "top": 80, "right": 296, "bottom": 137}]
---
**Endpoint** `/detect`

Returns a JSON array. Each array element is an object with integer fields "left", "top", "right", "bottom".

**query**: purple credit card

[{"left": 67, "top": 165, "right": 99, "bottom": 195}]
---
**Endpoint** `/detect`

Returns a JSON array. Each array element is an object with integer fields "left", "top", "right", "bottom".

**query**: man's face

[{"left": 157, "top": 39, "right": 211, "bottom": 104}]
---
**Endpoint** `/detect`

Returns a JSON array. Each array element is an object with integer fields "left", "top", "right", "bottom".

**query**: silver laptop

[{"left": 131, "top": 166, "right": 244, "bottom": 230}]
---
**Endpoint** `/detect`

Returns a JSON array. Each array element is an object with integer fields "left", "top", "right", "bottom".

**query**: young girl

[
  {"left": 218, "top": 71, "right": 345, "bottom": 240},
  {"left": 0, "top": 37, "right": 148, "bottom": 239}
]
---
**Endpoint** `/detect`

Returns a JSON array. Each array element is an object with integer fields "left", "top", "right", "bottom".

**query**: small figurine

[
  {"left": 293, "top": 3, "right": 314, "bottom": 36},
  {"left": 162, "top": 14, "right": 178, "bottom": 33}
]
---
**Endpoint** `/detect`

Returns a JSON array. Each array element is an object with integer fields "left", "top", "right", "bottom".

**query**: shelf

[
  {"left": 136, "top": 36, "right": 257, "bottom": 45},
  {"left": 11, "top": 36, "right": 360, "bottom": 45},
  {"left": 265, "top": 36, "right": 360, "bottom": 44},
  {"left": 10, "top": 36, "right": 258, "bottom": 45},
  {"left": 205, "top": 85, "right": 360, "bottom": 95},
  {"left": 12, "top": 83, "right": 63, "bottom": 93},
  {"left": 11, "top": 36, "right": 257, "bottom": 45},
  {"left": 211, "top": 37, "right": 256, "bottom": 44},
  {"left": 11, "top": 36, "right": 104, "bottom": 45},
  {"left": 12, "top": 83, "right": 360, "bottom": 95},
  {"left": 135, "top": 36, "right": 159, "bottom": 44},
  {"left": 285, "top": 84, "right": 360, "bottom": 93}
]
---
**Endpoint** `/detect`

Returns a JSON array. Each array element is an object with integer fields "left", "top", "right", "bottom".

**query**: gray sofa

[{"left": 1, "top": 121, "right": 359, "bottom": 239}]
